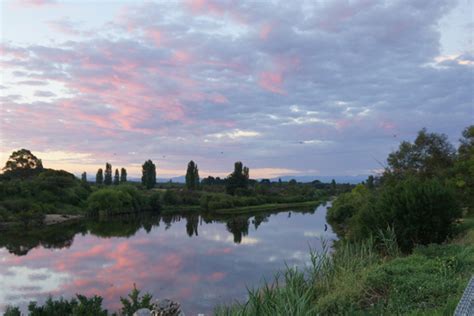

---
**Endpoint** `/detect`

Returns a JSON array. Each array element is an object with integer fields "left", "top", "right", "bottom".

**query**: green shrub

[
  {"left": 3, "top": 306, "right": 20, "bottom": 316},
  {"left": 27, "top": 295, "right": 107, "bottom": 316},
  {"left": 120, "top": 285, "right": 155, "bottom": 316},
  {"left": 147, "top": 192, "right": 162, "bottom": 212},
  {"left": 352, "top": 177, "right": 461, "bottom": 252},
  {"left": 87, "top": 188, "right": 134, "bottom": 215},
  {"left": 163, "top": 189, "right": 179, "bottom": 205}
]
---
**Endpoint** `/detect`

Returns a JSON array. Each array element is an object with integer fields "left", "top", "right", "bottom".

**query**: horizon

[{"left": 1, "top": 0, "right": 473, "bottom": 178}]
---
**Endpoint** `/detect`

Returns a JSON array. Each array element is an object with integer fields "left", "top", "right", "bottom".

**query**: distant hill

[
  {"left": 270, "top": 175, "right": 368, "bottom": 184},
  {"left": 125, "top": 175, "right": 367, "bottom": 184}
]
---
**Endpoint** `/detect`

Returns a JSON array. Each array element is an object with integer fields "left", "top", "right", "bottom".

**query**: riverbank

[
  {"left": 214, "top": 200, "right": 321, "bottom": 214},
  {"left": 215, "top": 209, "right": 474, "bottom": 315}
]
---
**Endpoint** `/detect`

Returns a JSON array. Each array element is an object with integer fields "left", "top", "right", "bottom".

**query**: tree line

[{"left": 90, "top": 159, "right": 250, "bottom": 195}]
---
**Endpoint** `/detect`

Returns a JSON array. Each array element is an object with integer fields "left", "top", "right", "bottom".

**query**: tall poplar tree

[
  {"left": 81, "top": 172, "right": 87, "bottom": 183},
  {"left": 185, "top": 160, "right": 200, "bottom": 190},
  {"left": 114, "top": 169, "right": 120, "bottom": 185},
  {"left": 141, "top": 160, "right": 156, "bottom": 189},
  {"left": 120, "top": 168, "right": 127, "bottom": 183},
  {"left": 104, "top": 163, "right": 112, "bottom": 185},
  {"left": 96, "top": 168, "right": 103, "bottom": 185}
]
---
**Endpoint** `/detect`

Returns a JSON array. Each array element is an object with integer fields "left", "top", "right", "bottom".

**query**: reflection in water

[{"left": 0, "top": 204, "right": 335, "bottom": 314}]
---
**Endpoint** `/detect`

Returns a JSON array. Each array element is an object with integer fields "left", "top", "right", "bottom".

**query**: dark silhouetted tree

[
  {"left": 2, "top": 149, "right": 43, "bottom": 178},
  {"left": 366, "top": 175, "right": 374, "bottom": 189},
  {"left": 141, "top": 160, "right": 156, "bottom": 189},
  {"left": 120, "top": 168, "right": 127, "bottom": 183},
  {"left": 114, "top": 169, "right": 120, "bottom": 185},
  {"left": 226, "top": 161, "right": 249, "bottom": 195},
  {"left": 81, "top": 172, "right": 87, "bottom": 183},
  {"left": 386, "top": 128, "right": 455, "bottom": 179},
  {"left": 96, "top": 169, "right": 103, "bottom": 185},
  {"left": 185, "top": 160, "right": 200, "bottom": 190},
  {"left": 104, "top": 163, "right": 112, "bottom": 185}
]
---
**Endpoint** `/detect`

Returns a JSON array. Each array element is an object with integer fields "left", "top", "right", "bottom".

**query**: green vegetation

[
  {"left": 185, "top": 160, "right": 200, "bottom": 190},
  {"left": 0, "top": 151, "right": 336, "bottom": 228},
  {"left": 3, "top": 286, "right": 156, "bottom": 316},
  {"left": 216, "top": 125, "right": 474, "bottom": 315},
  {"left": 141, "top": 159, "right": 156, "bottom": 189},
  {"left": 215, "top": 217, "right": 473, "bottom": 315}
]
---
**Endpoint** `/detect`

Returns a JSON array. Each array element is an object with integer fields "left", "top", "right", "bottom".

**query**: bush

[
  {"left": 351, "top": 177, "right": 461, "bottom": 252},
  {"left": 120, "top": 285, "right": 155, "bottom": 316},
  {"left": 87, "top": 188, "right": 134, "bottom": 215},
  {"left": 147, "top": 192, "right": 162, "bottom": 212},
  {"left": 326, "top": 185, "right": 371, "bottom": 236},
  {"left": 27, "top": 295, "right": 107, "bottom": 316},
  {"left": 162, "top": 189, "right": 179, "bottom": 205}
]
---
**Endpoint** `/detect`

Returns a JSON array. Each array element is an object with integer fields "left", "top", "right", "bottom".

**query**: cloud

[{"left": 0, "top": 0, "right": 472, "bottom": 177}]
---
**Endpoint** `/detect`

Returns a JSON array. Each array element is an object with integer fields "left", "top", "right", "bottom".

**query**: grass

[{"left": 215, "top": 211, "right": 474, "bottom": 315}]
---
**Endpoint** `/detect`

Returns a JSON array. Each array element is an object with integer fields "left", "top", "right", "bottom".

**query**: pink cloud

[
  {"left": 259, "top": 71, "right": 284, "bottom": 94},
  {"left": 259, "top": 23, "right": 273, "bottom": 40},
  {"left": 208, "top": 93, "right": 229, "bottom": 104},
  {"left": 208, "top": 271, "right": 226, "bottom": 282},
  {"left": 145, "top": 29, "right": 163, "bottom": 46},
  {"left": 16, "top": 0, "right": 56, "bottom": 7}
]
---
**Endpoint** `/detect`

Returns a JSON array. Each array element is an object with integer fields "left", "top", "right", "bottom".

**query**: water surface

[{"left": 0, "top": 203, "right": 335, "bottom": 315}]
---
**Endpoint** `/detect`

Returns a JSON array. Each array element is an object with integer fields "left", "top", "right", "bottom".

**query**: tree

[
  {"left": 104, "top": 163, "right": 112, "bottom": 185},
  {"left": 386, "top": 128, "right": 455, "bottom": 179},
  {"left": 458, "top": 125, "right": 474, "bottom": 159},
  {"left": 449, "top": 125, "right": 474, "bottom": 210},
  {"left": 185, "top": 160, "right": 200, "bottom": 190},
  {"left": 81, "top": 172, "right": 87, "bottom": 183},
  {"left": 330, "top": 179, "right": 337, "bottom": 194},
  {"left": 96, "top": 169, "right": 103, "bottom": 185},
  {"left": 2, "top": 149, "right": 44, "bottom": 178},
  {"left": 120, "top": 168, "right": 127, "bottom": 183},
  {"left": 114, "top": 169, "right": 120, "bottom": 185},
  {"left": 366, "top": 175, "right": 374, "bottom": 189},
  {"left": 141, "top": 160, "right": 156, "bottom": 189},
  {"left": 226, "top": 161, "right": 249, "bottom": 195}
]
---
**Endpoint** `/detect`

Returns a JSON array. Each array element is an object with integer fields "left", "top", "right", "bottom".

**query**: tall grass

[
  {"left": 215, "top": 219, "right": 474, "bottom": 316},
  {"left": 215, "top": 238, "right": 386, "bottom": 316}
]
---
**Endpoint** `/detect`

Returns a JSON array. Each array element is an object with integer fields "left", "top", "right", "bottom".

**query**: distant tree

[
  {"left": 386, "top": 128, "right": 455, "bottom": 179},
  {"left": 226, "top": 161, "right": 249, "bottom": 195},
  {"left": 366, "top": 175, "right": 374, "bottom": 189},
  {"left": 114, "top": 169, "right": 120, "bottom": 185},
  {"left": 81, "top": 172, "right": 87, "bottom": 183},
  {"left": 330, "top": 179, "right": 337, "bottom": 195},
  {"left": 141, "top": 160, "right": 156, "bottom": 189},
  {"left": 2, "top": 148, "right": 44, "bottom": 178},
  {"left": 104, "top": 163, "right": 113, "bottom": 185},
  {"left": 185, "top": 160, "right": 200, "bottom": 190},
  {"left": 120, "top": 168, "right": 127, "bottom": 183},
  {"left": 96, "top": 169, "right": 104, "bottom": 185}
]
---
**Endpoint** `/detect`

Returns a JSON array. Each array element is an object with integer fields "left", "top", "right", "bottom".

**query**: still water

[{"left": 0, "top": 203, "right": 336, "bottom": 315}]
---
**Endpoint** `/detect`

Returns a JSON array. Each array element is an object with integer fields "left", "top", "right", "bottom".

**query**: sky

[{"left": 0, "top": 0, "right": 473, "bottom": 179}]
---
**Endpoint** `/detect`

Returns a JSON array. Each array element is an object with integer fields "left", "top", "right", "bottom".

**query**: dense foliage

[
  {"left": 327, "top": 126, "right": 471, "bottom": 252},
  {"left": 185, "top": 160, "right": 200, "bottom": 190},
  {"left": 141, "top": 160, "right": 156, "bottom": 189},
  {"left": 2, "top": 286, "right": 156, "bottom": 316},
  {"left": 0, "top": 169, "right": 90, "bottom": 226}
]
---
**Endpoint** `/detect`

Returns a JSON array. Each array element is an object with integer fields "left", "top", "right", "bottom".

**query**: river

[{"left": 0, "top": 203, "right": 336, "bottom": 315}]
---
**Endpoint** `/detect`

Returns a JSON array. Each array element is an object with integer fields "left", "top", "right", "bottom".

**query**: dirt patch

[{"left": 44, "top": 214, "right": 83, "bottom": 225}]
